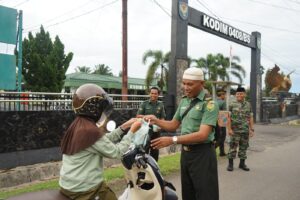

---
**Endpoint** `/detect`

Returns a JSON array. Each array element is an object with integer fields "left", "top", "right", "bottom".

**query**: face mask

[{"left": 132, "top": 120, "right": 150, "bottom": 148}]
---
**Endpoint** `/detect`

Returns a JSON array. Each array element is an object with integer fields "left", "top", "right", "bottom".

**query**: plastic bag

[
  {"left": 118, "top": 186, "right": 130, "bottom": 200},
  {"left": 132, "top": 120, "right": 150, "bottom": 148}
]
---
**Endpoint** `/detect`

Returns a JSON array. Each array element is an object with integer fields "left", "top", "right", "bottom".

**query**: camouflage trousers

[{"left": 227, "top": 132, "right": 249, "bottom": 160}]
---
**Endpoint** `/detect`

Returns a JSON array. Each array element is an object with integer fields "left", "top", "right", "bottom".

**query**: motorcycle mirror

[{"left": 106, "top": 120, "right": 116, "bottom": 132}]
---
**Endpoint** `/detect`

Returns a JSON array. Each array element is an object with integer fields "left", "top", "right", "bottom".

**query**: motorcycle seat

[{"left": 7, "top": 190, "right": 70, "bottom": 200}]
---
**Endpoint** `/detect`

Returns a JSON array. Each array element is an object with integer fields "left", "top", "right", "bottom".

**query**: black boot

[
  {"left": 227, "top": 159, "right": 233, "bottom": 171},
  {"left": 239, "top": 159, "right": 250, "bottom": 171},
  {"left": 220, "top": 152, "right": 227, "bottom": 157},
  {"left": 219, "top": 144, "right": 226, "bottom": 156}
]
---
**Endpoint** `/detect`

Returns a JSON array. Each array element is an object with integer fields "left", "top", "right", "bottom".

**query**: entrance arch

[{"left": 166, "top": 0, "right": 262, "bottom": 122}]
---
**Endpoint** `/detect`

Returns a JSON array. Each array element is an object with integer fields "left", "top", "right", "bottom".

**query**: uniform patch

[{"left": 206, "top": 101, "right": 215, "bottom": 111}]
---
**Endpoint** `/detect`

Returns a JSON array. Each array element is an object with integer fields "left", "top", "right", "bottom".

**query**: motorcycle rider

[{"left": 59, "top": 83, "right": 141, "bottom": 200}]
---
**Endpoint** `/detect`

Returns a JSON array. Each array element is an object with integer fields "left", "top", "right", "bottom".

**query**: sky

[{"left": 1, "top": 0, "right": 300, "bottom": 92}]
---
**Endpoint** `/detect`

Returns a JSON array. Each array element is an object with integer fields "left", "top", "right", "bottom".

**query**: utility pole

[
  {"left": 160, "top": 64, "right": 165, "bottom": 94},
  {"left": 122, "top": 0, "right": 128, "bottom": 100}
]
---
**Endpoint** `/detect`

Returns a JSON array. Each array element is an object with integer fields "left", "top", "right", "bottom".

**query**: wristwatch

[{"left": 172, "top": 136, "right": 178, "bottom": 145}]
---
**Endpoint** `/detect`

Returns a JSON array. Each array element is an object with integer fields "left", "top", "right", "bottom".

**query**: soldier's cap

[
  {"left": 183, "top": 67, "right": 204, "bottom": 81},
  {"left": 236, "top": 87, "right": 246, "bottom": 93},
  {"left": 217, "top": 89, "right": 226, "bottom": 95}
]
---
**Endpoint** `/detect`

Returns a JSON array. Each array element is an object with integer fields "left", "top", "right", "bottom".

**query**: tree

[
  {"left": 118, "top": 70, "right": 122, "bottom": 77},
  {"left": 22, "top": 26, "right": 73, "bottom": 92},
  {"left": 92, "top": 64, "right": 113, "bottom": 76},
  {"left": 191, "top": 54, "right": 212, "bottom": 80},
  {"left": 192, "top": 53, "right": 246, "bottom": 83},
  {"left": 142, "top": 50, "right": 170, "bottom": 91},
  {"left": 75, "top": 66, "right": 91, "bottom": 73},
  {"left": 225, "top": 54, "right": 246, "bottom": 83}
]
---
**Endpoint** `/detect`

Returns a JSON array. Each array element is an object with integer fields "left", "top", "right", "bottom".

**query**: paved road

[{"left": 164, "top": 124, "right": 300, "bottom": 200}]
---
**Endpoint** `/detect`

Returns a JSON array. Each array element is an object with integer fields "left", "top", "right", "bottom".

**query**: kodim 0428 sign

[{"left": 202, "top": 14, "right": 251, "bottom": 44}]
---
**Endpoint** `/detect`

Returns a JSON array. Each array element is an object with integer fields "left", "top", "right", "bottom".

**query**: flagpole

[
  {"left": 227, "top": 45, "right": 233, "bottom": 107},
  {"left": 229, "top": 45, "right": 232, "bottom": 82}
]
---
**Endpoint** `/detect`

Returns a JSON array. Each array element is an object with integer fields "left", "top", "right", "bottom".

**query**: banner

[
  {"left": 218, "top": 111, "right": 229, "bottom": 127},
  {"left": 0, "top": 54, "right": 16, "bottom": 90},
  {"left": 0, "top": 5, "right": 17, "bottom": 44}
]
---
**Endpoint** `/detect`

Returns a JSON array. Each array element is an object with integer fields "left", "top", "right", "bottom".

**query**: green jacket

[
  {"left": 137, "top": 100, "right": 166, "bottom": 119},
  {"left": 217, "top": 98, "right": 226, "bottom": 111},
  {"left": 59, "top": 127, "right": 134, "bottom": 192}
]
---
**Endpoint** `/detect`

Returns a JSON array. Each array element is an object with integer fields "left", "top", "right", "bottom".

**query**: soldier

[
  {"left": 227, "top": 87, "right": 254, "bottom": 172},
  {"left": 136, "top": 86, "right": 166, "bottom": 161},
  {"left": 144, "top": 68, "right": 219, "bottom": 200},
  {"left": 215, "top": 90, "right": 227, "bottom": 156}
]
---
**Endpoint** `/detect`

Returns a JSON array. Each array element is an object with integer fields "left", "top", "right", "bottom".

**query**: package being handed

[
  {"left": 132, "top": 120, "right": 150, "bottom": 148},
  {"left": 118, "top": 186, "right": 130, "bottom": 200}
]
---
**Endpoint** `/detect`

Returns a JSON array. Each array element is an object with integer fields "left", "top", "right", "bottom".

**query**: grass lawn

[{"left": 0, "top": 153, "right": 181, "bottom": 199}]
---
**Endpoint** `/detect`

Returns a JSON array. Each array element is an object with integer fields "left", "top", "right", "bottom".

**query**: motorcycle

[
  {"left": 7, "top": 120, "right": 178, "bottom": 200},
  {"left": 119, "top": 120, "right": 178, "bottom": 200}
]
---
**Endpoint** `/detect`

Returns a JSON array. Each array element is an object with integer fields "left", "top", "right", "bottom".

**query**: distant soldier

[
  {"left": 215, "top": 90, "right": 227, "bottom": 156},
  {"left": 137, "top": 86, "right": 166, "bottom": 161},
  {"left": 227, "top": 87, "right": 254, "bottom": 171}
]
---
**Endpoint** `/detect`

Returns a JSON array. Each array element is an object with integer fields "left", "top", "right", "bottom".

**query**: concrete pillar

[
  {"left": 250, "top": 32, "right": 262, "bottom": 123},
  {"left": 167, "top": 0, "right": 189, "bottom": 120}
]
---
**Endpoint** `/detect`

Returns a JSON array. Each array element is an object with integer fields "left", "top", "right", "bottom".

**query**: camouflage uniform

[{"left": 228, "top": 100, "right": 253, "bottom": 160}]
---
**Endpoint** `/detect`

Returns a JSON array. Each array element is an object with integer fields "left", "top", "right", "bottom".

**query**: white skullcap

[{"left": 182, "top": 67, "right": 204, "bottom": 80}]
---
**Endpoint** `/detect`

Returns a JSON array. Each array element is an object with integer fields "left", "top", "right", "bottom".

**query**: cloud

[{"left": 1, "top": 0, "right": 299, "bottom": 92}]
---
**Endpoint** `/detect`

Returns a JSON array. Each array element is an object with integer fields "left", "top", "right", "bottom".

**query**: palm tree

[
  {"left": 192, "top": 53, "right": 246, "bottom": 83},
  {"left": 216, "top": 53, "right": 246, "bottom": 83},
  {"left": 142, "top": 50, "right": 170, "bottom": 91},
  {"left": 92, "top": 64, "right": 113, "bottom": 76},
  {"left": 232, "top": 56, "right": 246, "bottom": 82},
  {"left": 75, "top": 66, "right": 91, "bottom": 73},
  {"left": 192, "top": 54, "right": 217, "bottom": 80}
]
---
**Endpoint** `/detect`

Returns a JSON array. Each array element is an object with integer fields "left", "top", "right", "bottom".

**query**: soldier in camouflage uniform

[{"left": 227, "top": 87, "right": 254, "bottom": 171}]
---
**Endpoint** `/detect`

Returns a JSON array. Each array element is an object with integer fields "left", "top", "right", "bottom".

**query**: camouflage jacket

[{"left": 229, "top": 100, "right": 253, "bottom": 133}]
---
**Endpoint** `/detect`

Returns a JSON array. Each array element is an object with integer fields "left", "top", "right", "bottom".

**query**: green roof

[{"left": 64, "top": 73, "right": 157, "bottom": 90}]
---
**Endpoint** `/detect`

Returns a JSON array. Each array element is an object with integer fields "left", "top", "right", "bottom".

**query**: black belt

[{"left": 182, "top": 143, "right": 213, "bottom": 152}]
